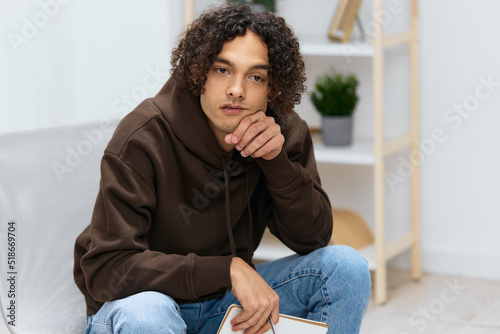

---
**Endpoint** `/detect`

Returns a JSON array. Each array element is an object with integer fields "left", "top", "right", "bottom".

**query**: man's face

[{"left": 200, "top": 31, "right": 271, "bottom": 141}]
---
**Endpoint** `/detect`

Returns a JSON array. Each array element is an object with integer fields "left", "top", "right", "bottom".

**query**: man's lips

[{"left": 220, "top": 103, "right": 247, "bottom": 115}]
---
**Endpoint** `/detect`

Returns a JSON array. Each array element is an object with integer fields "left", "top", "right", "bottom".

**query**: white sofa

[
  {"left": 0, "top": 117, "right": 304, "bottom": 333},
  {"left": 0, "top": 119, "right": 119, "bottom": 333}
]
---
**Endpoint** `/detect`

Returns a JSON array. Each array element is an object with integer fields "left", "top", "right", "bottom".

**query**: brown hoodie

[{"left": 73, "top": 76, "right": 333, "bottom": 316}]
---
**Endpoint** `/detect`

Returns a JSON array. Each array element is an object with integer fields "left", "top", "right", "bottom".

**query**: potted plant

[{"left": 311, "top": 68, "right": 359, "bottom": 146}]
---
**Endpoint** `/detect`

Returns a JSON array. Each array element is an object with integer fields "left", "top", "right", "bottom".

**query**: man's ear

[
  {"left": 193, "top": 70, "right": 210, "bottom": 95},
  {"left": 193, "top": 77, "right": 206, "bottom": 95}
]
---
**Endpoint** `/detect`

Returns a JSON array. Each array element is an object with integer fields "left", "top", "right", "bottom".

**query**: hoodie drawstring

[
  {"left": 223, "top": 158, "right": 237, "bottom": 257},
  {"left": 245, "top": 170, "right": 253, "bottom": 265},
  {"left": 222, "top": 157, "right": 254, "bottom": 265}
]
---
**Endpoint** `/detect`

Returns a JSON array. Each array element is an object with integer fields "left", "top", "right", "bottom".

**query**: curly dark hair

[{"left": 170, "top": 4, "right": 306, "bottom": 115}]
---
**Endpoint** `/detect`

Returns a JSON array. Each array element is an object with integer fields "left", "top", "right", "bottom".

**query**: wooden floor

[{"left": 361, "top": 270, "right": 500, "bottom": 333}]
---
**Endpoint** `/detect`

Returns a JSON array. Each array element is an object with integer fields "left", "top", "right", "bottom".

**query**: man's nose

[{"left": 226, "top": 76, "right": 245, "bottom": 99}]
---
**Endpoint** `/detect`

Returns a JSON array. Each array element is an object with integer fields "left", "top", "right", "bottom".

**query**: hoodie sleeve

[
  {"left": 255, "top": 116, "right": 333, "bottom": 254},
  {"left": 80, "top": 152, "right": 233, "bottom": 304}
]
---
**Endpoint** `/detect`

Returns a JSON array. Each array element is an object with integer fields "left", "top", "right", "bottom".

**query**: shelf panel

[
  {"left": 253, "top": 242, "right": 296, "bottom": 262},
  {"left": 314, "top": 138, "right": 375, "bottom": 165},
  {"left": 300, "top": 36, "right": 374, "bottom": 57},
  {"left": 254, "top": 229, "right": 296, "bottom": 262}
]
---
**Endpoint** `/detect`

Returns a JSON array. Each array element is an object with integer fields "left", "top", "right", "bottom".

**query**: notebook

[{"left": 217, "top": 304, "right": 328, "bottom": 334}]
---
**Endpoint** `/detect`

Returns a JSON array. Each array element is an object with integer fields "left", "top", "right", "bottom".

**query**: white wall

[
  {"left": 0, "top": 0, "right": 185, "bottom": 133},
  {"left": 415, "top": 0, "right": 500, "bottom": 279},
  {"left": 1, "top": 0, "right": 499, "bottom": 280},
  {"left": 278, "top": 0, "right": 500, "bottom": 280}
]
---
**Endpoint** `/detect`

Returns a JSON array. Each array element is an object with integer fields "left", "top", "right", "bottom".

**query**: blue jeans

[{"left": 85, "top": 245, "right": 371, "bottom": 334}]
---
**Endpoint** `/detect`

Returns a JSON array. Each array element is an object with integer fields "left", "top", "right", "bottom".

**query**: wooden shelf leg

[
  {"left": 185, "top": 0, "right": 194, "bottom": 26},
  {"left": 410, "top": 0, "right": 422, "bottom": 282},
  {"left": 372, "top": 0, "right": 387, "bottom": 304},
  {"left": 375, "top": 262, "right": 387, "bottom": 304}
]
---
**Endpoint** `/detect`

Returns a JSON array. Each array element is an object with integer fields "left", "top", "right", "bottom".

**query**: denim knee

[
  {"left": 90, "top": 291, "right": 186, "bottom": 334},
  {"left": 315, "top": 246, "right": 371, "bottom": 303}
]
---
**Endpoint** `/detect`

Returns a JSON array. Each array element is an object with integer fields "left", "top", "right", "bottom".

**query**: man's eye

[
  {"left": 216, "top": 68, "right": 228, "bottom": 74},
  {"left": 251, "top": 75, "right": 265, "bottom": 82}
]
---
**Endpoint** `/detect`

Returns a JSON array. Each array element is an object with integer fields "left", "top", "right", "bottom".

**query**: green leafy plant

[
  {"left": 311, "top": 69, "right": 359, "bottom": 116},
  {"left": 227, "top": 0, "right": 275, "bottom": 12}
]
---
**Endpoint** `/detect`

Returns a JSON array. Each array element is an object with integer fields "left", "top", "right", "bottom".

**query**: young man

[{"left": 74, "top": 5, "right": 370, "bottom": 334}]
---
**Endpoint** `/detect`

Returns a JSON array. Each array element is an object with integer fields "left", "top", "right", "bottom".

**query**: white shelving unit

[
  {"left": 300, "top": 36, "right": 374, "bottom": 57},
  {"left": 255, "top": 0, "right": 422, "bottom": 305},
  {"left": 313, "top": 138, "right": 375, "bottom": 165}
]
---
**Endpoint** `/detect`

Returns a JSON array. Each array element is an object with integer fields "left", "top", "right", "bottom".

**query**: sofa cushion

[{"left": 0, "top": 119, "right": 119, "bottom": 333}]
